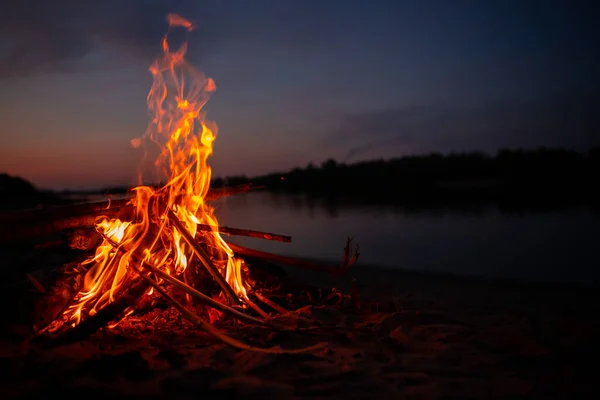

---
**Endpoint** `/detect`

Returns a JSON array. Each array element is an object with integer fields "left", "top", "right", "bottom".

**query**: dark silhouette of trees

[
  {"left": 0, "top": 174, "right": 66, "bottom": 211},
  {"left": 6, "top": 147, "right": 597, "bottom": 212},
  {"left": 211, "top": 147, "right": 600, "bottom": 211}
]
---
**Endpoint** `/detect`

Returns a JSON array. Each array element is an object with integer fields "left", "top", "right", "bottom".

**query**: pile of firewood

[{"left": 0, "top": 184, "right": 359, "bottom": 353}]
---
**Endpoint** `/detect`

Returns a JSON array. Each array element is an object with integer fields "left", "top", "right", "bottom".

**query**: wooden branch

[
  {"left": 30, "top": 266, "right": 83, "bottom": 336},
  {"left": 42, "top": 279, "right": 150, "bottom": 347},
  {"left": 197, "top": 224, "right": 291, "bottom": 243},
  {"left": 0, "top": 184, "right": 262, "bottom": 244},
  {"left": 167, "top": 208, "right": 241, "bottom": 305},
  {"left": 227, "top": 239, "right": 359, "bottom": 277}
]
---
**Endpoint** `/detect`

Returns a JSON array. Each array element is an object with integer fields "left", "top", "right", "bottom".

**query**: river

[{"left": 209, "top": 191, "right": 600, "bottom": 286}]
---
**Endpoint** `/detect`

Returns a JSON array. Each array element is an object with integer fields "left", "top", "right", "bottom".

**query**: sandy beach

[{"left": 1, "top": 258, "right": 598, "bottom": 399}]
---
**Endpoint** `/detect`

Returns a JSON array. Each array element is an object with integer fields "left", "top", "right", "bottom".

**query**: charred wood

[{"left": 41, "top": 279, "right": 150, "bottom": 347}]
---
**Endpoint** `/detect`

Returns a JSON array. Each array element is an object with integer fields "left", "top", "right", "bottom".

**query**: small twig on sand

[
  {"left": 325, "top": 289, "right": 344, "bottom": 306},
  {"left": 167, "top": 208, "right": 241, "bottom": 305},
  {"left": 341, "top": 237, "right": 361, "bottom": 273},
  {"left": 137, "top": 271, "right": 328, "bottom": 354}
]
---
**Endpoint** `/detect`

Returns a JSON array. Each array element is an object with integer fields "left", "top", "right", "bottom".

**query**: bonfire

[{"left": 25, "top": 14, "right": 358, "bottom": 353}]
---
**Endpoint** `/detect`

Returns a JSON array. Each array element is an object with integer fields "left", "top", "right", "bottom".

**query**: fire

[{"left": 65, "top": 14, "right": 248, "bottom": 326}]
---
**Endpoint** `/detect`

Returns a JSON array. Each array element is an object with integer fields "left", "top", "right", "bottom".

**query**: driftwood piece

[
  {"left": 0, "top": 184, "right": 260, "bottom": 244},
  {"left": 198, "top": 224, "right": 291, "bottom": 243},
  {"left": 226, "top": 239, "right": 359, "bottom": 277}
]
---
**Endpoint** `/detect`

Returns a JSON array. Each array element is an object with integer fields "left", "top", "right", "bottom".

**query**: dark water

[{"left": 211, "top": 192, "right": 600, "bottom": 286}]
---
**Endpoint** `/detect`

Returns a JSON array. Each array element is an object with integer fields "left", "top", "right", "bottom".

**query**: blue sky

[{"left": 0, "top": 0, "right": 598, "bottom": 190}]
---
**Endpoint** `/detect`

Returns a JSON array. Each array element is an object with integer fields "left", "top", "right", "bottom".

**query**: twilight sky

[{"left": 0, "top": 0, "right": 598, "bottom": 190}]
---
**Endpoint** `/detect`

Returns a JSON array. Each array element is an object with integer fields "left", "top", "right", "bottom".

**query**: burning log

[
  {"left": 29, "top": 264, "right": 83, "bottom": 336},
  {"left": 44, "top": 279, "right": 150, "bottom": 347}
]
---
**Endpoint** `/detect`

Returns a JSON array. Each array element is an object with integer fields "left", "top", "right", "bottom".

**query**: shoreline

[{"left": 267, "top": 255, "right": 600, "bottom": 293}]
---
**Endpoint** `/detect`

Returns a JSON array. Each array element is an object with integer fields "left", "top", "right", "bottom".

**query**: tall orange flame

[{"left": 65, "top": 14, "right": 248, "bottom": 326}]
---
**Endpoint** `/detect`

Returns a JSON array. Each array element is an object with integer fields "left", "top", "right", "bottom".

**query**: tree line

[{"left": 213, "top": 147, "right": 600, "bottom": 211}]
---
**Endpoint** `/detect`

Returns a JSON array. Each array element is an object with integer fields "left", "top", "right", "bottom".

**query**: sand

[{"left": 0, "top": 263, "right": 599, "bottom": 399}]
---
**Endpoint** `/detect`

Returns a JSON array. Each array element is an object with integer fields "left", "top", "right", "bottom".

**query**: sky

[{"left": 0, "top": 0, "right": 598, "bottom": 190}]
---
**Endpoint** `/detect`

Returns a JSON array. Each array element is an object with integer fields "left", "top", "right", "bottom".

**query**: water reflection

[{"left": 213, "top": 192, "right": 600, "bottom": 286}]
